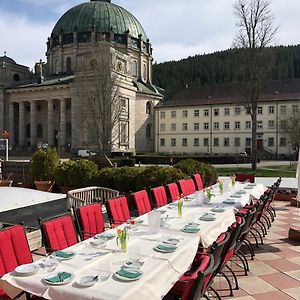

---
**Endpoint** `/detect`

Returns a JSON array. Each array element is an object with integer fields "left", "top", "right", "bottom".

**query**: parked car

[
  {"left": 77, "top": 149, "right": 97, "bottom": 157},
  {"left": 0, "top": 144, "right": 12, "bottom": 151}
]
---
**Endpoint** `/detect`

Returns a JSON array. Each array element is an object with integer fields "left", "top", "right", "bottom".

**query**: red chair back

[
  {"left": 151, "top": 186, "right": 168, "bottom": 208},
  {"left": 235, "top": 173, "right": 255, "bottom": 183},
  {"left": 193, "top": 173, "right": 204, "bottom": 191},
  {"left": 40, "top": 214, "right": 78, "bottom": 252},
  {"left": 168, "top": 254, "right": 214, "bottom": 300},
  {"left": 77, "top": 203, "right": 105, "bottom": 240},
  {"left": 0, "top": 225, "right": 32, "bottom": 277},
  {"left": 178, "top": 179, "right": 189, "bottom": 196},
  {"left": 106, "top": 196, "right": 131, "bottom": 225},
  {"left": 132, "top": 190, "right": 152, "bottom": 216},
  {"left": 166, "top": 182, "right": 180, "bottom": 202},
  {"left": 185, "top": 178, "right": 196, "bottom": 194}
]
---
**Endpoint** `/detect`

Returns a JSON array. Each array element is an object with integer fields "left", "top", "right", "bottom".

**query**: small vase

[
  {"left": 178, "top": 199, "right": 183, "bottom": 217},
  {"left": 119, "top": 239, "right": 127, "bottom": 252}
]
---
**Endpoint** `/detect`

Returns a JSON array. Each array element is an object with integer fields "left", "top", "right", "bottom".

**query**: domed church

[{"left": 0, "top": 0, "right": 163, "bottom": 154}]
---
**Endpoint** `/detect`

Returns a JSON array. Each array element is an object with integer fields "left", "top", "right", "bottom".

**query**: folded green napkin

[
  {"left": 157, "top": 243, "right": 177, "bottom": 251},
  {"left": 231, "top": 194, "right": 241, "bottom": 198},
  {"left": 237, "top": 190, "right": 246, "bottom": 194},
  {"left": 223, "top": 199, "right": 235, "bottom": 204},
  {"left": 182, "top": 226, "right": 200, "bottom": 233},
  {"left": 211, "top": 207, "right": 225, "bottom": 212},
  {"left": 200, "top": 215, "right": 215, "bottom": 221},
  {"left": 46, "top": 272, "right": 71, "bottom": 283},
  {"left": 116, "top": 269, "right": 142, "bottom": 279},
  {"left": 54, "top": 251, "right": 74, "bottom": 259}
]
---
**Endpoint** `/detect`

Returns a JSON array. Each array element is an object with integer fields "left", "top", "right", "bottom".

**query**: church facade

[{"left": 0, "top": 0, "right": 163, "bottom": 154}]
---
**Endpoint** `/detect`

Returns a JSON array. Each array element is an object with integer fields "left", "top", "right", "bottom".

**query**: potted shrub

[
  {"left": 31, "top": 148, "right": 59, "bottom": 192},
  {"left": 55, "top": 159, "right": 98, "bottom": 191}
]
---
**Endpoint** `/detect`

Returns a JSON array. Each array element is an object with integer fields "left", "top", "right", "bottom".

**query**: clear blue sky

[{"left": 1, "top": 0, "right": 299, "bottom": 69}]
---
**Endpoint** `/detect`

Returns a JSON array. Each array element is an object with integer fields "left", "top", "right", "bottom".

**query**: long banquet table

[{"left": 2, "top": 182, "right": 266, "bottom": 300}]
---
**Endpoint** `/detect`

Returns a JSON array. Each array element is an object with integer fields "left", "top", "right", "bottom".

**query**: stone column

[
  {"left": 18, "top": 101, "right": 25, "bottom": 146},
  {"left": 8, "top": 102, "right": 14, "bottom": 145},
  {"left": 30, "top": 101, "right": 36, "bottom": 148},
  {"left": 60, "top": 98, "right": 66, "bottom": 151},
  {"left": 47, "top": 99, "right": 54, "bottom": 146}
]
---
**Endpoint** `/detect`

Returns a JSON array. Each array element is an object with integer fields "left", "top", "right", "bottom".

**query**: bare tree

[
  {"left": 233, "top": 0, "right": 278, "bottom": 169},
  {"left": 77, "top": 42, "right": 121, "bottom": 155},
  {"left": 280, "top": 109, "right": 300, "bottom": 155}
]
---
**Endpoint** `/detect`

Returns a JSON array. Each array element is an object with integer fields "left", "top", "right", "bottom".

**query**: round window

[{"left": 13, "top": 73, "right": 20, "bottom": 81}]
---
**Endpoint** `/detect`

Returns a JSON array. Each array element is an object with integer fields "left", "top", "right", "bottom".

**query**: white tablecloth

[{"left": 2, "top": 182, "right": 266, "bottom": 300}]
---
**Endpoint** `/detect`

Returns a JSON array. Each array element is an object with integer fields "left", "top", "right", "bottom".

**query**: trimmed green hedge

[
  {"left": 54, "top": 158, "right": 217, "bottom": 193},
  {"left": 174, "top": 158, "right": 218, "bottom": 187}
]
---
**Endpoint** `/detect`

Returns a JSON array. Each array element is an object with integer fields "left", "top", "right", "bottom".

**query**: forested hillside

[{"left": 152, "top": 45, "right": 300, "bottom": 89}]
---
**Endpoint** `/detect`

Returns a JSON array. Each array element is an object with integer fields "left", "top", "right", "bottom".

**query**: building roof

[
  {"left": 5, "top": 75, "right": 74, "bottom": 90},
  {"left": 52, "top": 0, "right": 148, "bottom": 42},
  {"left": 0, "top": 55, "right": 16, "bottom": 65},
  {"left": 133, "top": 80, "right": 163, "bottom": 97},
  {"left": 157, "top": 79, "right": 300, "bottom": 108}
]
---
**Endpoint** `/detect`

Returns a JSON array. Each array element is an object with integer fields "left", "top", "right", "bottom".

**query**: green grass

[{"left": 216, "top": 165, "right": 296, "bottom": 178}]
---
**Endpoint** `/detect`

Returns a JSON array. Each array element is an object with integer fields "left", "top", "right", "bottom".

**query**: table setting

[{"left": 2, "top": 180, "right": 267, "bottom": 300}]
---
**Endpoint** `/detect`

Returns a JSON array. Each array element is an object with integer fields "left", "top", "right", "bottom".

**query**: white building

[{"left": 154, "top": 80, "right": 300, "bottom": 158}]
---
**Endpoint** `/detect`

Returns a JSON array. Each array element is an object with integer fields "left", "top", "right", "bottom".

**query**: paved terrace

[{"left": 31, "top": 177, "right": 299, "bottom": 299}]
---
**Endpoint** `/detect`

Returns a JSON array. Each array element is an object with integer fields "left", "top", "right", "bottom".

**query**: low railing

[{"left": 67, "top": 186, "right": 119, "bottom": 209}]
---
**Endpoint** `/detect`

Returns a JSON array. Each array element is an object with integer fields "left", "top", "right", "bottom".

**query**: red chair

[
  {"left": 235, "top": 173, "right": 255, "bottom": 183},
  {"left": 76, "top": 203, "right": 105, "bottom": 240},
  {"left": 164, "top": 254, "right": 216, "bottom": 300},
  {"left": 178, "top": 179, "right": 189, "bottom": 197},
  {"left": 39, "top": 214, "right": 78, "bottom": 253},
  {"left": 151, "top": 186, "right": 168, "bottom": 208},
  {"left": 185, "top": 178, "right": 196, "bottom": 194},
  {"left": 132, "top": 190, "right": 152, "bottom": 216},
  {"left": 0, "top": 225, "right": 35, "bottom": 299},
  {"left": 193, "top": 173, "right": 204, "bottom": 191},
  {"left": 166, "top": 182, "right": 181, "bottom": 202},
  {"left": 106, "top": 196, "right": 131, "bottom": 225}
]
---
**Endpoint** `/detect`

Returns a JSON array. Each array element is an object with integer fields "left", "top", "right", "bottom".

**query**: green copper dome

[{"left": 52, "top": 0, "right": 148, "bottom": 42}]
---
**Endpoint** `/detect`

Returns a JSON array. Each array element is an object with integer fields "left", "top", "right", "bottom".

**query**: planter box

[
  {"left": 274, "top": 188, "right": 297, "bottom": 202},
  {"left": 274, "top": 193, "right": 294, "bottom": 201},
  {"left": 26, "top": 229, "right": 42, "bottom": 252}
]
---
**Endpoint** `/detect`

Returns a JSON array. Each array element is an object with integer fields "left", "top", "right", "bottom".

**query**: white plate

[
  {"left": 90, "top": 239, "right": 107, "bottom": 248},
  {"left": 153, "top": 245, "right": 177, "bottom": 253},
  {"left": 223, "top": 199, "right": 235, "bottom": 204},
  {"left": 211, "top": 207, "right": 225, "bottom": 213},
  {"left": 44, "top": 272, "right": 74, "bottom": 285},
  {"left": 15, "top": 264, "right": 39, "bottom": 276},
  {"left": 76, "top": 275, "right": 99, "bottom": 287},
  {"left": 95, "top": 233, "right": 115, "bottom": 240},
  {"left": 53, "top": 251, "right": 76, "bottom": 261},
  {"left": 199, "top": 216, "right": 216, "bottom": 221},
  {"left": 181, "top": 227, "right": 200, "bottom": 233},
  {"left": 114, "top": 269, "right": 143, "bottom": 281}
]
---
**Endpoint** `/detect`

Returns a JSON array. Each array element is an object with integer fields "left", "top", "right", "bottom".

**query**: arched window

[
  {"left": 146, "top": 101, "right": 152, "bottom": 114},
  {"left": 66, "top": 122, "right": 72, "bottom": 138},
  {"left": 37, "top": 124, "right": 43, "bottom": 138},
  {"left": 146, "top": 123, "right": 152, "bottom": 139},
  {"left": 66, "top": 57, "right": 72, "bottom": 73},
  {"left": 143, "top": 63, "right": 147, "bottom": 81},
  {"left": 55, "top": 59, "right": 60, "bottom": 74},
  {"left": 132, "top": 60, "right": 138, "bottom": 77},
  {"left": 26, "top": 124, "right": 30, "bottom": 138}
]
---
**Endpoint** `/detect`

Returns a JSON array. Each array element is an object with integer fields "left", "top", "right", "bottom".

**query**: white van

[{"left": 78, "top": 149, "right": 97, "bottom": 157}]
